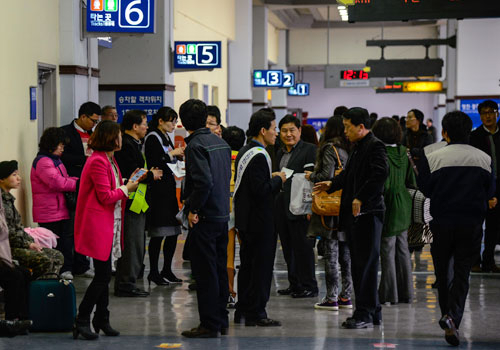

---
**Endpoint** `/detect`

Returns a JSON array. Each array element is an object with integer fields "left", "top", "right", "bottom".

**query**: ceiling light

[
  {"left": 339, "top": 9, "right": 348, "bottom": 15},
  {"left": 338, "top": 6, "right": 346, "bottom": 10},
  {"left": 341, "top": 15, "right": 349, "bottom": 21}
]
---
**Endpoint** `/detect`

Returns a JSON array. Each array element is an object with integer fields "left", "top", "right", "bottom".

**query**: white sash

[{"left": 233, "top": 146, "right": 272, "bottom": 197}]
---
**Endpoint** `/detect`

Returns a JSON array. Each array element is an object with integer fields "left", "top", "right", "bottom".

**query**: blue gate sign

[
  {"left": 174, "top": 41, "right": 222, "bottom": 69},
  {"left": 87, "top": 0, "right": 155, "bottom": 33},
  {"left": 307, "top": 118, "right": 328, "bottom": 132},
  {"left": 116, "top": 91, "right": 163, "bottom": 123},
  {"left": 460, "top": 98, "right": 500, "bottom": 129},
  {"left": 282, "top": 73, "right": 295, "bottom": 88},
  {"left": 253, "top": 70, "right": 284, "bottom": 87},
  {"left": 288, "top": 83, "right": 310, "bottom": 96},
  {"left": 30, "top": 87, "right": 37, "bottom": 120}
]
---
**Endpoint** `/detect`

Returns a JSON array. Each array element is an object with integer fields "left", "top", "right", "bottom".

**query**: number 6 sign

[
  {"left": 119, "top": 0, "right": 151, "bottom": 28},
  {"left": 87, "top": 0, "right": 155, "bottom": 33}
]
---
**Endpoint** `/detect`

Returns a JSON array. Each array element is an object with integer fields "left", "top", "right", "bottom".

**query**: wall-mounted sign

[
  {"left": 30, "top": 87, "right": 37, "bottom": 120},
  {"left": 282, "top": 73, "right": 295, "bottom": 88},
  {"left": 116, "top": 90, "right": 163, "bottom": 123},
  {"left": 288, "top": 83, "right": 310, "bottom": 96},
  {"left": 253, "top": 70, "right": 284, "bottom": 87},
  {"left": 173, "top": 41, "right": 222, "bottom": 69},
  {"left": 87, "top": 0, "right": 155, "bottom": 33},
  {"left": 460, "top": 98, "right": 500, "bottom": 129},
  {"left": 307, "top": 118, "right": 328, "bottom": 132}
]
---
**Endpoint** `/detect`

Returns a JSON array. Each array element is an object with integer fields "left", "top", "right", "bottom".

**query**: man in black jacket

[
  {"left": 114, "top": 110, "right": 162, "bottom": 297},
  {"left": 315, "top": 107, "right": 389, "bottom": 329},
  {"left": 233, "top": 109, "right": 285, "bottom": 327},
  {"left": 180, "top": 99, "right": 232, "bottom": 338},
  {"left": 60, "top": 101, "right": 101, "bottom": 278},
  {"left": 274, "top": 115, "right": 318, "bottom": 298},
  {"left": 470, "top": 100, "right": 500, "bottom": 273}
]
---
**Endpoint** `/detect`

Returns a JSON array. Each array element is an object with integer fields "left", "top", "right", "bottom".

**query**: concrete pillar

[
  {"left": 271, "top": 30, "right": 288, "bottom": 124},
  {"left": 98, "top": 0, "right": 175, "bottom": 116},
  {"left": 227, "top": 0, "right": 253, "bottom": 131},
  {"left": 59, "top": 0, "right": 100, "bottom": 125},
  {"left": 252, "top": 6, "right": 268, "bottom": 113},
  {"left": 445, "top": 19, "right": 458, "bottom": 113}
]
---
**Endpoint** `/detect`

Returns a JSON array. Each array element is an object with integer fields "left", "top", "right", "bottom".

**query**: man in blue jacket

[
  {"left": 180, "top": 99, "right": 232, "bottom": 338},
  {"left": 417, "top": 111, "right": 496, "bottom": 347}
]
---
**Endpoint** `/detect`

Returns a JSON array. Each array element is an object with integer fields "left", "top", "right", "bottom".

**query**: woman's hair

[
  {"left": 39, "top": 127, "right": 69, "bottom": 153},
  {"left": 149, "top": 107, "right": 178, "bottom": 130},
  {"left": 320, "top": 115, "right": 348, "bottom": 150},
  {"left": 300, "top": 124, "right": 319, "bottom": 145},
  {"left": 371, "top": 117, "right": 403, "bottom": 145},
  {"left": 88, "top": 120, "right": 121, "bottom": 151}
]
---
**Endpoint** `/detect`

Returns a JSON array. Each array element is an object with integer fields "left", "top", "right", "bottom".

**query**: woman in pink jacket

[
  {"left": 31, "top": 127, "right": 78, "bottom": 280},
  {"left": 73, "top": 121, "right": 138, "bottom": 340}
]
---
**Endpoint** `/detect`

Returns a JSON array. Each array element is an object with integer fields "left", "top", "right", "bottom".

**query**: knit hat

[{"left": 0, "top": 161, "right": 18, "bottom": 180}]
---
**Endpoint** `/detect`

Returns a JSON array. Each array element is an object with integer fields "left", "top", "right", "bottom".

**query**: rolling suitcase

[{"left": 29, "top": 278, "right": 76, "bottom": 332}]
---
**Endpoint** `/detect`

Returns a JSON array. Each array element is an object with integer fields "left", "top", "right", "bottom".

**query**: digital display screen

[
  {"left": 348, "top": 0, "right": 500, "bottom": 22},
  {"left": 288, "top": 83, "right": 310, "bottom": 96},
  {"left": 87, "top": 0, "right": 155, "bottom": 33},
  {"left": 340, "top": 70, "right": 369, "bottom": 80},
  {"left": 174, "top": 41, "right": 222, "bottom": 69},
  {"left": 253, "top": 70, "right": 284, "bottom": 87}
]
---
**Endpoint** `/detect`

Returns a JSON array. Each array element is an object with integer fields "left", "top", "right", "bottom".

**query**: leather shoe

[
  {"left": 342, "top": 317, "right": 373, "bottom": 329},
  {"left": 181, "top": 326, "right": 218, "bottom": 338},
  {"left": 439, "top": 315, "right": 459, "bottom": 346},
  {"left": 114, "top": 288, "right": 149, "bottom": 297},
  {"left": 277, "top": 287, "right": 294, "bottom": 295},
  {"left": 245, "top": 318, "right": 281, "bottom": 327},
  {"left": 220, "top": 328, "right": 228, "bottom": 335},
  {"left": 291, "top": 290, "right": 318, "bottom": 298}
]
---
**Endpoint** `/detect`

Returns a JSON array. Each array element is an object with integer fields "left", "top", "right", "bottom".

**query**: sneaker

[
  {"left": 338, "top": 297, "right": 353, "bottom": 309},
  {"left": 81, "top": 269, "right": 95, "bottom": 278},
  {"left": 314, "top": 299, "right": 339, "bottom": 311},
  {"left": 227, "top": 295, "right": 236, "bottom": 309},
  {"left": 60, "top": 271, "right": 74, "bottom": 280}
]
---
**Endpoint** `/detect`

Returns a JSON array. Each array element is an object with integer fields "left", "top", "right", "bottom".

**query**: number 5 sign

[
  {"left": 87, "top": 0, "right": 155, "bottom": 33},
  {"left": 174, "top": 41, "right": 222, "bottom": 69}
]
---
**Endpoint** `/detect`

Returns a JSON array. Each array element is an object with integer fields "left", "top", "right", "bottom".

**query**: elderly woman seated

[{"left": 0, "top": 160, "right": 63, "bottom": 279}]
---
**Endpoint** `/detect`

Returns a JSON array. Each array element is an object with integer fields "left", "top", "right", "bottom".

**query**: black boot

[
  {"left": 147, "top": 271, "right": 169, "bottom": 286},
  {"left": 73, "top": 317, "right": 98, "bottom": 340},
  {"left": 92, "top": 311, "right": 120, "bottom": 336}
]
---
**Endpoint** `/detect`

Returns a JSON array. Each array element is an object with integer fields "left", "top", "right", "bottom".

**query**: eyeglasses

[
  {"left": 480, "top": 110, "right": 498, "bottom": 116},
  {"left": 87, "top": 116, "right": 100, "bottom": 125}
]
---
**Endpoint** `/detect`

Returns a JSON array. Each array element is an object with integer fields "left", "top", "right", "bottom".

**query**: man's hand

[
  {"left": 29, "top": 243, "right": 43, "bottom": 252},
  {"left": 170, "top": 147, "right": 185, "bottom": 158},
  {"left": 352, "top": 198, "right": 362, "bottom": 217},
  {"left": 313, "top": 181, "right": 332, "bottom": 192},
  {"left": 489, "top": 197, "right": 498, "bottom": 209},
  {"left": 188, "top": 212, "right": 199, "bottom": 228},
  {"left": 151, "top": 167, "right": 163, "bottom": 180},
  {"left": 272, "top": 172, "right": 286, "bottom": 183},
  {"left": 304, "top": 170, "right": 312, "bottom": 181}
]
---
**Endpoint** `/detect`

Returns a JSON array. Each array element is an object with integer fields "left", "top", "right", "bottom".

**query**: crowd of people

[{"left": 0, "top": 99, "right": 498, "bottom": 347}]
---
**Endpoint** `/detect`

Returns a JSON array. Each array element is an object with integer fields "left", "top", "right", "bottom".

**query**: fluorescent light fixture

[
  {"left": 339, "top": 9, "right": 348, "bottom": 15},
  {"left": 338, "top": 6, "right": 346, "bottom": 10},
  {"left": 341, "top": 15, "right": 349, "bottom": 21}
]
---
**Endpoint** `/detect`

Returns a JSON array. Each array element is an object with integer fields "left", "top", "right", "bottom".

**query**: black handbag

[
  {"left": 56, "top": 166, "right": 78, "bottom": 211},
  {"left": 406, "top": 150, "right": 432, "bottom": 224}
]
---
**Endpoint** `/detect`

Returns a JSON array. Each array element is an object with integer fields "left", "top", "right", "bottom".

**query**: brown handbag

[{"left": 312, "top": 145, "right": 343, "bottom": 220}]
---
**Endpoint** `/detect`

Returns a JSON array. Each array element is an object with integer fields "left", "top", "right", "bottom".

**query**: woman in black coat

[{"left": 144, "top": 107, "right": 184, "bottom": 285}]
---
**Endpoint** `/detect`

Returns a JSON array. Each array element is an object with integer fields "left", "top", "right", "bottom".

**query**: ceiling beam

[{"left": 310, "top": 7, "right": 324, "bottom": 21}]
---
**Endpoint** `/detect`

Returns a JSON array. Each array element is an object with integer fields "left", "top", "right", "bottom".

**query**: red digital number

[
  {"left": 361, "top": 71, "right": 369, "bottom": 80},
  {"left": 346, "top": 70, "right": 354, "bottom": 80}
]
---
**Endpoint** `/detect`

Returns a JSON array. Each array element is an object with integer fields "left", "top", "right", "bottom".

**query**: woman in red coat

[{"left": 73, "top": 121, "right": 138, "bottom": 340}]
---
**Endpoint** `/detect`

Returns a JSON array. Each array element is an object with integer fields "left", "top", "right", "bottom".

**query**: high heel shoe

[
  {"left": 73, "top": 317, "right": 98, "bottom": 340},
  {"left": 92, "top": 312, "right": 120, "bottom": 336},
  {"left": 161, "top": 270, "right": 183, "bottom": 283},
  {"left": 147, "top": 272, "right": 169, "bottom": 286}
]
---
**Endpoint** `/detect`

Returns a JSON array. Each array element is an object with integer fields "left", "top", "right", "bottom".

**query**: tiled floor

[{"left": 3, "top": 238, "right": 500, "bottom": 349}]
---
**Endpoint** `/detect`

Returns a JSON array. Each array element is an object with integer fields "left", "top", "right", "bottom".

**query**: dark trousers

[
  {"left": 276, "top": 207, "right": 317, "bottom": 293},
  {"left": 190, "top": 221, "right": 229, "bottom": 332},
  {"left": 39, "top": 220, "right": 72, "bottom": 273},
  {"left": 236, "top": 229, "right": 277, "bottom": 320},
  {"left": 0, "top": 263, "right": 30, "bottom": 320},
  {"left": 480, "top": 206, "right": 500, "bottom": 268},
  {"left": 78, "top": 256, "right": 112, "bottom": 320},
  {"left": 430, "top": 223, "right": 482, "bottom": 329},
  {"left": 115, "top": 211, "right": 146, "bottom": 292},
  {"left": 347, "top": 213, "right": 383, "bottom": 323},
  {"left": 68, "top": 210, "right": 90, "bottom": 275}
]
